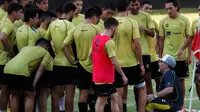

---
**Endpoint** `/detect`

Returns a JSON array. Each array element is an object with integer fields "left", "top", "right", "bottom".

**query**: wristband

[{"left": 154, "top": 94, "right": 158, "bottom": 99}]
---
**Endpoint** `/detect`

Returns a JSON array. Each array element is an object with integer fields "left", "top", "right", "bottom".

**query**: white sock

[
  {"left": 0, "top": 110, "right": 7, "bottom": 112},
  {"left": 59, "top": 96, "right": 65, "bottom": 111},
  {"left": 35, "top": 103, "right": 39, "bottom": 112}
]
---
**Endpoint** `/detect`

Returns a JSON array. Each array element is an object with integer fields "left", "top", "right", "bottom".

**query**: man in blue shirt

[{"left": 146, "top": 55, "right": 183, "bottom": 112}]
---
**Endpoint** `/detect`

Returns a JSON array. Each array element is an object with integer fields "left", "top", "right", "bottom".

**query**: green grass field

[{"left": 46, "top": 9, "right": 200, "bottom": 112}]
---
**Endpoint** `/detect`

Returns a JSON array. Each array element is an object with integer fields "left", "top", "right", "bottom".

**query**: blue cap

[{"left": 159, "top": 55, "right": 176, "bottom": 68}]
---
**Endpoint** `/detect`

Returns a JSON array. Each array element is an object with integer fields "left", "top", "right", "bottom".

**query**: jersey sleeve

[
  {"left": 191, "top": 20, "right": 196, "bottom": 37},
  {"left": 1, "top": 22, "right": 13, "bottom": 36},
  {"left": 41, "top": 51, "right": 53, "bottom": 71},
  {"left": 132, "top": 20, "right": 140, "bottom": 39},
  {"left": 44, "top": 24, "right": 52, "bottom": 40},
  {"left": 184, "top": 17, "right": 191, "bottom": 37},
  {"left": 159, "top": 19, "right": 165, "bottom": 37},
  {"left": 63, "top": 28, "right": 75, "bottom": 45},
  {"left": 105, "top": 40, "right": 116, "bottom": 58},
  {"left": 67, "top": 22, "right": 75, "bottom": 31},
  {"left": 95, "top": 25, "right": 103, "bottom": 34},
  {"left": 147, "top": 14, "right": 154, "bottom": 29},
  {"left": 153, "top": 20, "right": 159, "bottom": 33},
  {"left": 163, "top": 71, "right": 174, "bottom": 88}
]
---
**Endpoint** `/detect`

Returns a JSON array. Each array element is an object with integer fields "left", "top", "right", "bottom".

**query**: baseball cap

[{"left": 159, "top": 54, "right": 176, "bottom": 68}]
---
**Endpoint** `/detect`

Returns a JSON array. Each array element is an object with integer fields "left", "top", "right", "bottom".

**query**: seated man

[{"left": 146, "top": 55, "right": 183, "bottom": 112}]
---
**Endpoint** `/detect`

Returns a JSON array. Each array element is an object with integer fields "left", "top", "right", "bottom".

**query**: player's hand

[
  {"left": 146, "top": 94, "right": 155, "bottom": 102},
  {"left": 139, "top": 26, "right": 146, "bottom": 31},
  {"left": 178, "top": 49, "right": 184, "bottom": 60},
  {"left": 122, "top": 75, "right": 128, "bottom": 85},
  {"left": 186, "top": 56, "right": 192, "bottom": 65},
  {"left": 140, "top": 65, "right": 145, "bottom": 76}
]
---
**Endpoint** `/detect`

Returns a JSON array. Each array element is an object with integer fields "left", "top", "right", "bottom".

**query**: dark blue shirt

[{"left": 159, "top": 70, "right": 183, "bottom": 107}]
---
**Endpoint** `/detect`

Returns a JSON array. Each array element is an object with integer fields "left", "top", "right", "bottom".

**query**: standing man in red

[{"left": 91, "top": 17, "right": 128, "bottom": 112}]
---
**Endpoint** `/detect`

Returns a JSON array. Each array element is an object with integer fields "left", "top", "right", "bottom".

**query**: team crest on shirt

[{"left": 165, "top": 23, "right": 169, "bottom": 27}]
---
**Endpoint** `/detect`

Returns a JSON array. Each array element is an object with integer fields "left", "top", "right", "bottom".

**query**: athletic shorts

[
  {"left": 94, "top": 84, "right": 117, "bottom": 97},
  {"left": 52, "top": 66, "right": 77, "bottom": 86},
  {"left": 2, "top": 74, "right": 35, "bottom": 92},
  {"left": 174, "top": 61, "right": 189, "bottom": 79},
  {"left": 114, "top": 65, "right": 145, "bottom": 88},
  {"left": 0, "top": 65, "right": 5, "bottom": 84},
  {"left": 76, "top": 62, "right": 93, "bottom": 90},
  {"left": 151, "top": 61, "right": 162, "bottom": 79},
  {"left": 146, "top": 98, "right": 182, "bottom": 112},
  {"left": 37, "top": 70, "right": 52, "bottom": 88},
  {"left": 143, "top": 55, "right": 151, "bottom": 73}
]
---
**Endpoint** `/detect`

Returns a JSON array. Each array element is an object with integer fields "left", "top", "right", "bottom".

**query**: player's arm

[
  {"left": 33, "top": 52, "right": 53, "bottom": 87},
  {"left": 158, "top": 19, "right": 165, "bottom": 58},
  {"left": 134, "top": 38, "right": 145, "bottom": 75},
  {"left": 33, "top": 63, "right": 45, "bottom": 87},
  {"left": 110, "top": 57, "right": 127, "bottom": 85},
  {"left": 0, "top": 32, "right": 14, "bottom": 57},
  {"left": 105, "top": 40, "right": 127, "bottom": 84},
  {"left": 159, "top": 36, "right": 164, "bottom": 58},
  {"left": 62, "top": 29, "right": 77, "bottom": 65},
  {"left": 139, "top": 26, "right": 155, "bottom": 37}
]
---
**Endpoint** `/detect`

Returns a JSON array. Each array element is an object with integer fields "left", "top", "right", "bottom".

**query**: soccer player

[
  {"left": 62, "top": 5, "right": 102, "bottom": 112},
  {"left": 15, "top": 8, "right": 40, "bottom": 51},
  {"left": 97, "top": 2, "right": 116, "bottom": 31},
  {"left": 72, "top": 0, "right": 84, "bottom": 26},
  {"left": 128, "top": 0, "right": 155, "bottom": 95},
  {"left": 35, "top": 0, "right": 48, "bottom": 12},
  {"left": 0, "top": 0, "right": 17, "bottom": 20},
  {"left": 44, "top": 2, "right": 76, "bottom": 112},
  {"left": 140, "top": 0, "right": 162, "bottom": 92},
  {"left": 0, "top": 3, "right": 23, "bottom": 112},
  {"left": 159, "top": 0, "right": 191, "bottom": 104},
  {"left": 178, "top": 5, "right": 200, "bottom": 101},
  {"left": 2, "top": 38, "right": 53, "bottom": 112},
  {"left": 113, "top": 0, "right": 146, "bottom": 112},
  {"left": 146, "top": 55, "right": 183, "bottom": 112},
  {"left": 91, "top": 17, "right": 128, "bottom": 112}
]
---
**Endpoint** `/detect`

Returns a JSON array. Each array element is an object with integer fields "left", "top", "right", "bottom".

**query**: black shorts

[
  {"left": 114, "top": 65, "right": 145, "bottom": 87},
  {"left": 0, "top": 65, "right": 5, "bottom": 84},
  {"left": 76, "top": 63, "right": 93, "bottom": 90},
  {"left": 94, "top": 84, "right": 117, "bottom": 97},
  {"left": 146, "top": 98, "right": 182, "bottom": 112},
  {"left": 2, "top": 74, "right": 35, "bottom": 92},
  {"left": 37, "top": 70, "right": 52, "bottom": 88},
  {"left": 151, "top": 61, "right": 162, "bottom": 79},
  {"left": 52, "top": 66, "right": 76, "bottom": 86},
  {"left": 174, "top": 61, "right": 189, "bottom": 79},
  {"left": 143, "top": 55, "right": 151, "bottom": 73},
  {"left": 196, "top": 63, "right": 200, "bottom": 73}
]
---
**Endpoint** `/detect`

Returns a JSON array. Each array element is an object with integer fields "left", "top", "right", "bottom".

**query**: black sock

[
  {"left": 123, "top": 103, "right": 127, "bottom": 112},
  {"left": 87, "top": 94, "right": 97, "bottom": 112},
  {"left": 78, "top": 102, "right": 88, "bottom": 112},
  {"left": 134, "top": 86, "right": 139, "bottom": 111}
]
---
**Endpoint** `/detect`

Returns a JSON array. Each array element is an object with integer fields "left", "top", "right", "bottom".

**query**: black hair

[
  {"left": 104, "top": 17, "right": 119, "bottom": 29},
  {"left": 140, "top": 0, "right": 152, "bottom": 7},
  {"left": 71, "top": 0, "right": 82, "bottom": 3},
  {"left": 23, "top": 8, "right": 41, "bottom": 22},
  {"left": 36, "top": 38, "right": 55, "bottom": 58},
  {"left": 35, "top": 0, "right": 46, "bottom": 3},
  {"left": 56, "top": 4, "right": 63, "bottom": 13},
  {"left": 8, "top": 3, "right": 23, "bottom": 15},
  {"left": 23, "top": 3, "right": 36, "bottom": 12},
  {"left": 40, "top": 11, "right": 56, "bottom": 22},
  {"left": 1, "top": 0, "right": 13, "bottom": 5},
  {"left": 103, "top": 2, "right": 116, "bottom": 11},
  {"left": 85, "top": 5, "right": 102, "bottom": 19},
  {"left": 62, "top": 2, "right": 76, "bottom": 14},
  {"left": 165, "top": 0, "right": 180, "bottom": 12},
  {"left": 128, "top": 0, "right": 140, "bottom": 3},
  {"left": 117, "top": 0, "right": 128, "bottom": 12}
]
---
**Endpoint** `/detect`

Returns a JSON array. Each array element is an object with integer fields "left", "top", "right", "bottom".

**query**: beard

[{"left": 69, "top": 16, "right": 73, "bottom": 22}]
